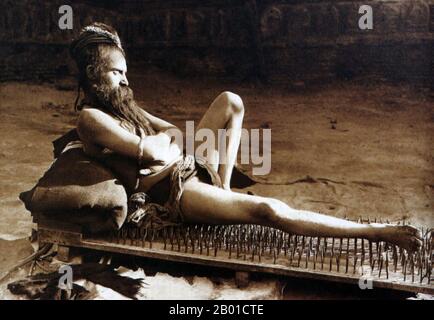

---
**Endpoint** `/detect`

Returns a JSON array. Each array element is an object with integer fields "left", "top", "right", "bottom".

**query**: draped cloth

[{"left": 127, "top": 154, "right": 223, "bottom": 229}]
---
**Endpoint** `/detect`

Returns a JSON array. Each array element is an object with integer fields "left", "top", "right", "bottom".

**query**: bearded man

[{"left": 65, "top": 22, "right": 421, "bottom": 251}]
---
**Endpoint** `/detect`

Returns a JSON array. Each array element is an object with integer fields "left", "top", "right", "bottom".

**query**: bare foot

[
  {"left": 375, "top": 224, "right": 423, "bottom": 252},
  {"left": 222, "top": 184, "right": 231, "bottom": 191}
]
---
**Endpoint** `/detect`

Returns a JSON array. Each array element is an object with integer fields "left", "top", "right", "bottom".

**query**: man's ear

[{"left": 86, "top": 65, "right": 96, "bottom": 80}]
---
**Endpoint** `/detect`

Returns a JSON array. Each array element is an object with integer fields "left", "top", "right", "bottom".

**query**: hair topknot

[{"left": 70, "top": 22, "right": 124, "bottom": 60}]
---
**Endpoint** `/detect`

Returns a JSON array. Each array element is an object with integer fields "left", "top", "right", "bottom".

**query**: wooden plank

[
  {"left": 36, "top": 227, "right": 433, "bottom": 295},
  {"left": 38, "top": 228, "right": 82, "bottom": 246},
  {"left": 76, "top": 238, "right": 434, "bottom": 295}
]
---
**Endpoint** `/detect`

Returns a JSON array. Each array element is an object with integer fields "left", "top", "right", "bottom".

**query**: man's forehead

[{"left": 103, "top": 48, "right": 127, "bottom": 70}]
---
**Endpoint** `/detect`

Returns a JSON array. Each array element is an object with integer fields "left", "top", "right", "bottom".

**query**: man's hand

[{"left": 141, "top": 132, "right": 182, "bottom": 167}]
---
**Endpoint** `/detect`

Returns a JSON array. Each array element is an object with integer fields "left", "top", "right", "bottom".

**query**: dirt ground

[{"left": 0, "top": 69, "right": 433, "bottom": 299}]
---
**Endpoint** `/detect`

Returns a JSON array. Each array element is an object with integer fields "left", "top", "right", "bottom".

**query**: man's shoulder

[
  {"left": 77, "top": 108, "right": 115, "bottom": 138},
  {"left": 80, "top": 107, "right": 109, "bottom": 119},
  {"left": 78, "top": 107, "right": 117, "bottom": 127}
]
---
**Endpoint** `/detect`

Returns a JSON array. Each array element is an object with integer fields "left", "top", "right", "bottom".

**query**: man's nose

[{"left": 120, "top": 75, "right": 129, "bottom": 87}]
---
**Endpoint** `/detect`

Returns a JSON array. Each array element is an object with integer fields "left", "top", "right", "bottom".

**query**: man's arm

[
  {"left": 139, "top": 108, "right": 179, "bottom": 132},
  {"left": 77, "top": 108, "right": 172, "bottom": 163},
  {"left": 139, "top": 108, "right": 184, "bottom": 156}
]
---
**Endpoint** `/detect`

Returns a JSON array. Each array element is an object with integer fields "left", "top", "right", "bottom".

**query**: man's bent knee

[{"left": 218, "top": 91, "right": 244, "bottom": 115}]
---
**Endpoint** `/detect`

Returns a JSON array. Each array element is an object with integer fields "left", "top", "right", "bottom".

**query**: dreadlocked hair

[
  {"left": 70, "top": 23, "right": 123, "bottom": 111},
  {"left": 70, "top": 23, "right": 155, "bottom": 136}
]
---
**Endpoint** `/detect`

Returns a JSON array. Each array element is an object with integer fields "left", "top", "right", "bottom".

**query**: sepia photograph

[{"left": 0, "top": 0, "right": 432, "bottom": 303}]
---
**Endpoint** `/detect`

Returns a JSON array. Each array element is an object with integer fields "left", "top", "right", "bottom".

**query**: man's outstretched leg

[{"left": 180, "top": 179, "right": 422, "bottom": 252}]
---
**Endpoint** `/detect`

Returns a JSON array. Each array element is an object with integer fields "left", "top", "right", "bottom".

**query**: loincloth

[{"left": 128, "top": 155, "right": 222, "bottom": 228}]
